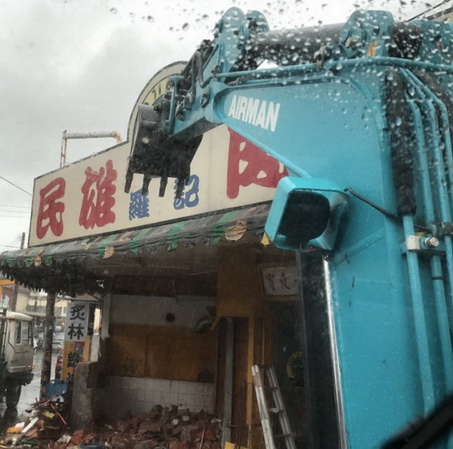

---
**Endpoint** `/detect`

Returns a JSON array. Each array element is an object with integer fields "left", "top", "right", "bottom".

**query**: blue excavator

[{"left": 124, "top": 8, "right": 453, "bottom": 449}]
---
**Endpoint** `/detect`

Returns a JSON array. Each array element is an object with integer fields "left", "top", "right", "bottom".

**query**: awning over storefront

[{"left": 0, "top": 203, "right": 270, "bottom": 295}]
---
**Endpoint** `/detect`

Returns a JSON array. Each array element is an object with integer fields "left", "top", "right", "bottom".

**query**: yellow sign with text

[{"left": 62, "top": 340, "right": 85, "bottom": 381}]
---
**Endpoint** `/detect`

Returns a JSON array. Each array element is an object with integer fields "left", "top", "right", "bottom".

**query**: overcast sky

[{"left": 0, "top": 0, "right": 435, "bottom": 251}]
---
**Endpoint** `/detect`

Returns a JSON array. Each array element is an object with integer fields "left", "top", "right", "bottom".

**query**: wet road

[{"left": 0, "top": 350, "right": 56, "bottom": 433}]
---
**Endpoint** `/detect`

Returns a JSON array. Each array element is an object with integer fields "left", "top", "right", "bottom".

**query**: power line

[
  {"left": 1, "top": 233, "right": 27, "bottom": 249},
  {"left": 0, "top": 176, "right": 32, "bottom": 196},
  {"left": 0, "top": 215, "right": 31, "bottom": 218},
  {"left": 0, "top": 204, "right": 31, "bottom": 209},
  {"left": 0, "top": 208, "right": 31, "bottom": 212},
  {"left": 0, "top": 209, "right": 31, "bottom": 213}
]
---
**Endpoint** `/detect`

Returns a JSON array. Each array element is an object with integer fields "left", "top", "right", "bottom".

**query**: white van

[{"left": 0, "top": 310, "right": 34, "bottom": 407}]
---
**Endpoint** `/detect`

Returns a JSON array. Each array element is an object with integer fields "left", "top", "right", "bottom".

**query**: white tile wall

[{"left": 98, "top": 376, "right": 215, "bottom": 418}]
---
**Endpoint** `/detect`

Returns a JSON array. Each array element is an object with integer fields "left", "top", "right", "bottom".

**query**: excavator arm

[
  {"left": 124, "top": 7, "right": 445, "bottom": 192},
  {"left": 125, "top": 8, "right": 453, "bottom": 448}
]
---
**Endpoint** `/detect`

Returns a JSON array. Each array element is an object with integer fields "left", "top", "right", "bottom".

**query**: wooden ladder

[{"left": 251, "top": 365, "right": 297, "bottom": 449}]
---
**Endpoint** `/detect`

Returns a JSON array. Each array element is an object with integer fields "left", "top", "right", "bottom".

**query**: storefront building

[{"left": 0, "top": 63, "right": 330, "bottom": 449}]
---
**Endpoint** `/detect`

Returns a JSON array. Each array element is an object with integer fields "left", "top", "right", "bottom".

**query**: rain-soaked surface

[
  {"left": 0, "top": 351, "right": 55, "bottom": 433},
  {"left": 0, "top": 2, "right": 451, "bottom": 448}
]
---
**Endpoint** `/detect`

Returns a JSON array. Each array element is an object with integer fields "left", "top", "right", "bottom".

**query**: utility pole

[
  {"left": 40, "top": 291, "right": 55, "bottom": 401},
  {"left": 10, "top": 232, "right": 25, "bottom": 311}
]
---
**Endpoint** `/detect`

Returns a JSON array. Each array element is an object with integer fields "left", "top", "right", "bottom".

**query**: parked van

[{"left": 0, "top": 310, "right": 34, "bottom": 407}]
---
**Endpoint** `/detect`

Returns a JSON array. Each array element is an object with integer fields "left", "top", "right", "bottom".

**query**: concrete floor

[{"left": 0, "top": 350, "right": 57, "bottom": 433}]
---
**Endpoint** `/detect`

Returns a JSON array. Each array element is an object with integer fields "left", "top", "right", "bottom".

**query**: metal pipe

[
  {"left": 60, "top": 135, "right": 67, "bottom": 169},
  {"left": 62, "top": 131, "right": 122, "bottom": 141},
  {"left": 402, "top": 215, "right": 436, "bottom": 413},
  {"left": 409, "top": 71, "right": 453, "bottom": 206},
  {"left": 407, "top": 95, "right": 453, "bottom": 394},
  {"left": 60, "top": 130, "right": 123, "bottom": 167},
  {"left": 404, "top": 70, "right": 453, "bottom": 310},
  {"left": 323, "top": 259, "right": 348, "bottom": 449},
  {"left": 213, "top": 57, "right": 453, "bottom": 84}
]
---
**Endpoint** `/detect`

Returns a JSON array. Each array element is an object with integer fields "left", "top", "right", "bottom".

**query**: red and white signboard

[{"left": 29, "top": 64, "right": 287, "bottom": 246}]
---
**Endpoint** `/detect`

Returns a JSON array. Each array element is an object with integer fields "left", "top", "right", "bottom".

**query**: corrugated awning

[{"left": 0, "top": 203, "right": 270, "bottom": 295}]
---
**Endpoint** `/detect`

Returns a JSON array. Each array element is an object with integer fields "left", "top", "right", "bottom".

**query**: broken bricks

[
  {"left": 109, "top": 407, "right": 221, "bottom": 449},
  {"left": 1, "top": 405, "right": 221, "bottom": 449}
]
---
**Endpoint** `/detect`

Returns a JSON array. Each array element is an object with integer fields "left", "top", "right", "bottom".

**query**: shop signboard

[
  {"left": 62, "top": 302, "right": 89, "bottom": 381},
  {"left": 29, "top": 63, "right": 287, "bottom": 247},
  {"left": 261, "top": 265, "right": 299, "bottom": 299}
]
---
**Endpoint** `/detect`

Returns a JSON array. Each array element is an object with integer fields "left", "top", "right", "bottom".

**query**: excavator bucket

[{"left": 125, "top": 104, "right": 202, "bottom": 197}]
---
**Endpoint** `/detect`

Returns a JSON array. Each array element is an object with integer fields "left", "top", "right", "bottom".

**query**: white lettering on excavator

[{"left": 228, "top": 95, "right": 280, "bottom": 132}]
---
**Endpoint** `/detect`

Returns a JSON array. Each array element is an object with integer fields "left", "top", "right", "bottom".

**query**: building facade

[{"left": 0, "top": 62, "right": 313, "bottom": 448}]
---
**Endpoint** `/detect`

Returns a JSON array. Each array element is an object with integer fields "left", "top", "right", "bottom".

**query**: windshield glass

[{"left": 0, "top": 1, "right": 452, "bottom": 448}]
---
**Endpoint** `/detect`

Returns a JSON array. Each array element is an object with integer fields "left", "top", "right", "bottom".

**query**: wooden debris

[
  {"left": 21, "top": 417, "right": 39, "bottom": 434},
  {"left": 0, "top": 404, "right": 221, "bottom": 449}
]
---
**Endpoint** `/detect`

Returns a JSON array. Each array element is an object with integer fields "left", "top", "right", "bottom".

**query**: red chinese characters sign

[
  {"left": 36, "top": 177, "right": 66, "bottom": 239},
  {"left": 227, "top": 129, "right": 287, "bottom": 199},
  {"left": 79, "top": 159, "right": 117, "bottom": 229},
  {"left": 35, "top": 160, "right": 117, "bottom": 239}
]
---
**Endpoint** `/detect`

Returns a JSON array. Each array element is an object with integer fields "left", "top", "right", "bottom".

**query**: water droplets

[
  {"left": 182, "top": 23, "right": 190, "bottom": 32},
  {"left": 109, "top": 7, "right": 118, "bottom": 15}
]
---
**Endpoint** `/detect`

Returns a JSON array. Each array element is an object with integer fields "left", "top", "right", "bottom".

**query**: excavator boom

[{"left": 126, "top": 8, "right": 453, "bottom": 448}]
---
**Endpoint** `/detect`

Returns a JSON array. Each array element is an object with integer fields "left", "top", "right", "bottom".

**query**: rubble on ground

[
  {"left": 1, "top": 394, "right": 68, "bottom": 445},
  {"left": 0, "top": 402, "right": 222, "bottom": 449}
]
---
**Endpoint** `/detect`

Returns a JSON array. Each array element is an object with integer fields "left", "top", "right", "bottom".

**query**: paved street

[{"left": 0, "top": 350, "right": 56, "bottom": 433}]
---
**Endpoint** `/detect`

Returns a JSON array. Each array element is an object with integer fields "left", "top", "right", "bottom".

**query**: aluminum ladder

[{"left": 251, "top": 365, "right": 296, "bottom": 449}]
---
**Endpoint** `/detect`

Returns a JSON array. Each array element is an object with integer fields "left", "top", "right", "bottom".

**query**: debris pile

[
  {"left": 1, "top": 394, "right": 68, "bottom": 445},
  {"left": 1, "top": 404, "right": 222, "bottom": 449},
  {"left": 96, "top": 406, "right": 222, "bottom": 449}
]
